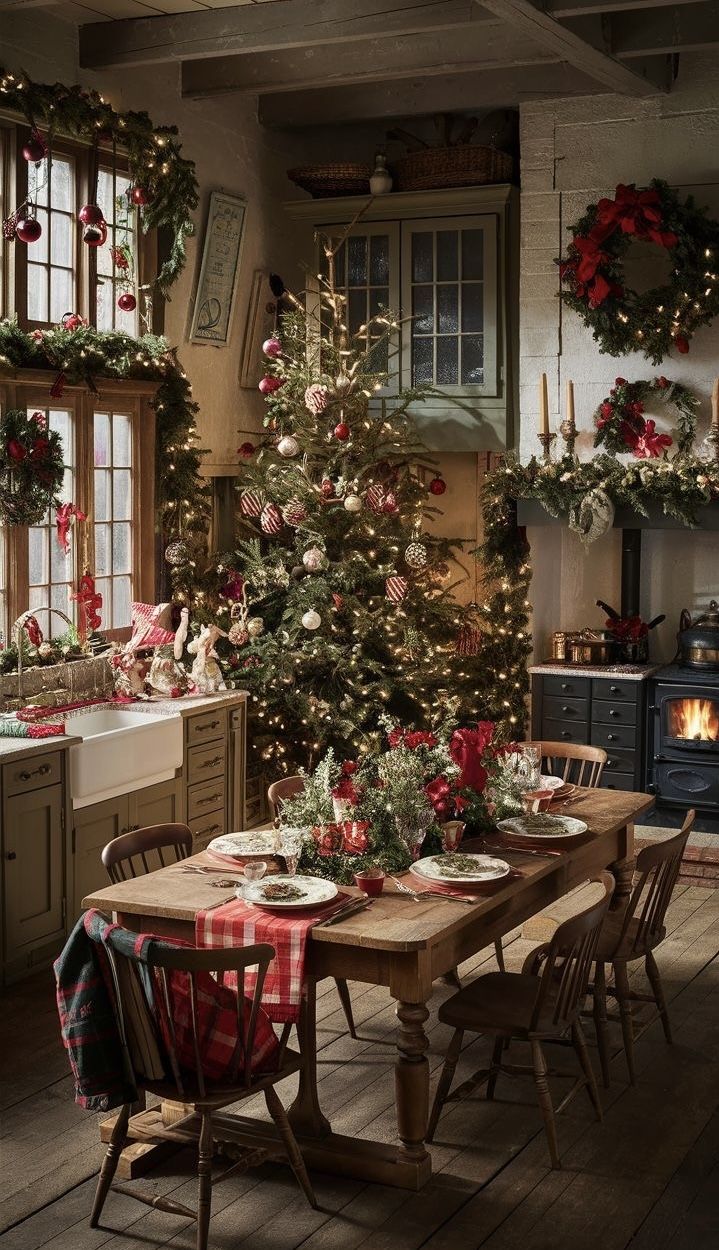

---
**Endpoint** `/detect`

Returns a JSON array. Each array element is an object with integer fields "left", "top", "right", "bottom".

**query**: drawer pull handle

[
  {"left": 607, "top": 733, "right": 616, "bottom": 742},
  {"left": 196, "top": 823, "right": 221, "bottom": 838},
  {"left": 6, "top": 851, "right": 16, "bottom": 861},
  {"left": 561, "top": 705, "right": 571, "bottom": 713},
  {"left": 610, "top": 685, "right": 620, "bottom": 694},
  {"left": 200, "top": 756, "right": 223, "bottom": 769},
  {"left": 195, "top": 720, "right": 220, "bottom": 733},
  {"left": 609, "top": 709, "right": 618, "bottom": 717},
  {"left": 561, "top": 683, "right": 570, "bottom": 691},
  {"left": 18, "top": 763, "right": 51, "bottom": 782},
  {"left": 561, "top": 730, "right": 571, "bottom": 739},
  {"left": 197, "top": 794, "right": 221, "bottom": 807}
]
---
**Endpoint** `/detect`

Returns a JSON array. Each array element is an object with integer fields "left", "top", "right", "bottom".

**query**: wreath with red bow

[
  {"left": 593, "top": 376, "right": 698, "bottom": 458},
  {"left": 558, "top": 180, "right": 719, "bottom": 364},
  {"left": 0, "top": 408, "right": 65, "bottom": 525}
]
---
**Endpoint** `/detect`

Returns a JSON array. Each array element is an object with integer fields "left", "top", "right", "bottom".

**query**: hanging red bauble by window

[
  {"left": 78, "top": 203, "right": 105, "bottom": 226},
  {"left": 333, "top": 422, "right": 350, "bottom": 441},
  {"left": 129, "top": 185, "right": 152, "bottom": 207},
  {"left": 16, "top": 217, "right": 42, "bottom": 244},
  {"left": 82, "top": 221, "right": 108, "bottom": 247},
  {"left": 429, "top": 475, "right": 447, "bottom": 495},
  {"left": 22, "top": 131, "right": 47, "bottom": 163},
  {"left": 117, "top": 292, "right": 137, "bottom": 312}
]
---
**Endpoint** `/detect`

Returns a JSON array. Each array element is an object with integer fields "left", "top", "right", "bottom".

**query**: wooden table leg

[
  {"left": 394, "top": 1000, "right": 431, "bottom": 1169},
  {"left": 288, "top": 978, "right": 331, "bottom": 1138},
  {"left": 610, "top": 822, "right": 635, "bottom": 911}
]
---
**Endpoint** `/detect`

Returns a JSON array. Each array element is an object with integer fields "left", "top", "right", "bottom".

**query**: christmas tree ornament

[
  {"left": 16, "top": 216, "right": 42, "bottom": 244},
  {"left": 277, "top": 434, "right": 300, "bottom": 458},
  {"left": 78, "top": 203, "right": 105, "bottom": 226},
  {"left": 344, "top": 493, "right": 363, "bottom": 513},
  {"left": 129, "top": 185, "right": 152, "bottom": 207},
  {"left": 290, "top": 565, "right": 307, "bottom": 581},
  {"left": 385, "top": 576, "right": 409, "bottom": 604},
  {"left": 320, "top": 478, "right": 335, "bottom": 498},
  {"left": 455, "top": 622, "right": 482, "bottom": 656},
  {"left": 301, "top": 609, "right": 322, "bottom": 631},
  {"left": 569, "top": 487, "right": 615, "bottom": 546},
  {"left": 260, "top": 502, "right": 283, "bottom": 534},
  {"left": 238, "top": 441, "right": 255, "bottom": 458},
  {"left": 366, "top": 483, "right": 386, "bottom": 513},
  {"left": 302, "top": 546, "right": 326, "bottom": 573},
  {"left": 246, "top": 617, "right": 265, "bottom": 639},
  {"left": 282, "top": 498, "right": 308, "bottom": 526},
  {"left": 332, "top": 593, "right": 344, "bottom": 610},
  {"left": 82, "top": 220, "right": 107, "bottom": 247},
  {"left": 333, "top": 421, "right": 350, "bottom": 441},
  {"left": 263, "top": 336, "right": 282, "bottom": 358},
  {"left": 429, "top": 475, "right": 447, "bottom": 496},
  {"left": 305, "top": 383, "right": 330, "bottom": 415},
  {"left": 228, "top": 623, "right": 249, "bottom": 647},
  {"left": 117, "top": 291, "right": 137, "bottom": 312},
  {"left": 239, "top": 489, "right": 263, "bottom": 517},
  {"left": 405, "top": 540, "right": 428, "bottom": 570},
  {"left": 382, "top": 492, "right": 399, "bottom": 514},
  {"left": 259, "top": 375, "right": 283, "bottom": 395},
  {"left": 22, "top": 130, "right": 47, "bottom": 163},
  {"left": 164, "top": 539, "right": 190, "bottom": 566}
]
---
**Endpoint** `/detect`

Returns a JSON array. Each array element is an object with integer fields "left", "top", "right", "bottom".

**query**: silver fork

[{"left": 389, "top": 876, "right": 477, "bottom": 905}]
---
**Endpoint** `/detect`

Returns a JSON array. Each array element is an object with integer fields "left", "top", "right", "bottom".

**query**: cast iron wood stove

[{"left": 648, "top": 666, "right": 719, "bottom": 811}]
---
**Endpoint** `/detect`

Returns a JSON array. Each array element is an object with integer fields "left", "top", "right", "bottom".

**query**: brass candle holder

[
  {"left": 537, "top": 430, "right": 557, "bottom": 460},
  {"left": 559, "top": 416, "right": 578, "bottom": 457}
]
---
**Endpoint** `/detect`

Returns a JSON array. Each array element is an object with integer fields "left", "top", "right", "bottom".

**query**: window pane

[
  {"left": 411, "top": 233, "right": 433, "bottom": 283},
  {"left": 347, "top": 236, "right": 367, "bottom": 287},
  {"left": 369, "top": 234, "right": 390, "bottom": 286},
  {"left": 29, "top": 160, "right": 49, "bottom": 208},
  {"left": 412, "top": 337, "right": 433, "bottom": 385},
  {"left": 462, "top": 229, "right": 484, "bottom": 280},
  {"left": 113, "top": 470, "right": 131, "bottom": 521},
  {"left": 348, "top": 288, "right": 366, "bottom": 336},
  {"left": 95, "top": 523, "right": 110, "bottom": 575},
  {"left": 96, "top": 279, "right": 114, "bottom": 333},
  {"left": 51, "top": 213, "right": 73, "bottom": 268},
  {"left": 112, "top": 522, "right": 131, "bottom": 574},
  {"left": 50, "top": 268, "right": 73, "bottom": 323},
  {"left": 369, "top": 287, "right": 389, "bottom": 317},
  {"left": 436, "top": 231, "right": 458, "bottom": 282},
  {"left": 27, "top": 265, "right": 49, "bottom": 322},
  {"left": 461, "top": 284, "right": 484, "bottom": 333},
  {"left": 113, "top": 577, "right": 131, "bottom": 629},
  {"left": 31, "top": 208, "right": 50, "bottom": 263},
  {"left": 412, "top": 285, "right": 433, "bottom": 334},
  {"left": 29, "top": 528, "right": 48, "bottom": 587},
  {"left": 51, "top": 582, "right": 70, "bottom": 618},
  {"left": 461, "top": 335, "right": 484, "bottom": 385},
  {"left": 27, "top": 406, "right": 75, "bottom": 624},
  {"left": 97, "top": 170, "right": 115, "bottom": 220},
  {"left": 334, "top": 242, "right": 346, "bottom": 287},
  {"left": 112, "top": 414, "right": 132, "bottom": 467},
  {"left": 50, "top": 541, "right": 73, "bottom": 588},
  {"left": 437, "top": 285, "right": 458, "bottom": 334},
  {"left": 95, "top": 412, "right": 111, "bottom": 466},
  {"left": 437, "top": 337, "right": 458, "bottom": 385},
  {"left": 52, "top": 159, "right": 73, "bottom": 213},
  {"left": 94, "top": 469, "right": 110, "bottom": 522}
]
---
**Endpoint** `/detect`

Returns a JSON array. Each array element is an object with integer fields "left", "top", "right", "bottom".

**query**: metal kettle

[{"left": 678, "top": 600, "right": 719, "bottom": 670}]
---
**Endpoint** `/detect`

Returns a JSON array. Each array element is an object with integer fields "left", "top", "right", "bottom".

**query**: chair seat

[
  {"left": 140, "top": 1048, "right": 303, "bottom": 1107},
  {"left": 438, "top": 971, "right": 557, "bottom": 1036},
  {"left": 595, "top": 914, "right": 666, "bottom": 962}
]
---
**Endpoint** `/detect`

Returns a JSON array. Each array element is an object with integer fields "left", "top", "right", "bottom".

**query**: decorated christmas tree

[{"left": 208, "top": 240, "right": 520, "bottom": 776}]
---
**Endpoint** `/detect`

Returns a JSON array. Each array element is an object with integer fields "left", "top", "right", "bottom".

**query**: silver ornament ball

[
  {"left": 301, "top": 609, "right": 321, "bottom": 631},
  {"left": 344, "top": 493, "right": 363, "bottom": 513},
  {"left": 277, "top": 434, "right": 300, "bottom": 458},
  {"left": 404, "top": 541, "right": 428, "bottom": 570},
  {"left": 302, "top": 546, "right": 326, "bottom": 573},
  {"left": 165, "top": 539, "right": 190, "bottom": 566}
]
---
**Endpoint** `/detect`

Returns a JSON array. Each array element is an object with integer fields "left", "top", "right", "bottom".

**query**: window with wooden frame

[{"left": 0, "top": 375, "right": 157, "bottom": 646}]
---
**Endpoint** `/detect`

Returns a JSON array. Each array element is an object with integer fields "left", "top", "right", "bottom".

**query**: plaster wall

[{"left": 519, "top": 55, "right": 719, "bottom": 663}]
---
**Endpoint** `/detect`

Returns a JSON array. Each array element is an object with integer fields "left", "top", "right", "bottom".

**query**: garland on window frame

[
  {"left": 0, "top": 317, "right": 211, "bottom": 556},
  {"left": 0, "top": 65, "right": 199, "bottom": 295}
]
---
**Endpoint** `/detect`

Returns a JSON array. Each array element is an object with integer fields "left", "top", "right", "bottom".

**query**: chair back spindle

[
  {"left": 617, "top": 810, "right": 694, "bottom": 958},
  {"left": 528, "top": 741, "right": 607, "bottom": 789},
  {"left": 531, "top": 872, "right": 615, "bottom": 1033},
  {"left": 102, "top": 823, "right": 193, "bottom": 885}
]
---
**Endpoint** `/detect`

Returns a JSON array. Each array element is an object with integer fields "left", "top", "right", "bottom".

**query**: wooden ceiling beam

[
  {"left": 548, "top": 0, "right": 702, "bottom": 14},
  {"left": 474, "top": 0, "right": 669, "bottom": 93},
  {"left": 257, "top": 61, "right": 601, "bottom": 127},
  {"left": 181, "top": 25, "right": 553, "bottom": 98},
  {"left": 609, "top": 2, "right": 719, "bottom": 57},
  {"left": 79, "top": 0, "right": 493, "bottom": 69}
]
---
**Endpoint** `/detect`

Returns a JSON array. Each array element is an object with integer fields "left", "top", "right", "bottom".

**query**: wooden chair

[
  {"left": 428, "top": 872, "right": 615, "bottom": 1168},
  {"left": 493, "top": 741, "right": 608, "bottom": 974},
  {"left": 592, "top": 810, "right": 694, "bottom": 1087},
  {"left": 102, "top": 822, "right": 193, "bottom": 882},
  {"left": 267, "top": 775, "right": 357, "bottom": 1040},
  {"left": 89, "top": 933, "right": 316, "bottom": 1249}
]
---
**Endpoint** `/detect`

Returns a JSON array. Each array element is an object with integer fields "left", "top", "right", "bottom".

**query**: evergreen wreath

[
  {"left": 0, "top": 407, "right": 65, "bottom": 525},
  {"left": 594, "top": 375, "right": 699, "bottom": 458},
  {"left": 557, "top": 180, "right": 719, "bottom": 364}
]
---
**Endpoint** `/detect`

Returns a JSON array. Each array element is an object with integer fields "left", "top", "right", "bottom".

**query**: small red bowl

[{"left": 353, "top": 870, "right": 385, "bottom": 896}]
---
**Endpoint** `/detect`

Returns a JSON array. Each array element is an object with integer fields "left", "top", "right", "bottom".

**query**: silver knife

[{"left": 317, "top": 898, "right": 371, "bottom": 927}]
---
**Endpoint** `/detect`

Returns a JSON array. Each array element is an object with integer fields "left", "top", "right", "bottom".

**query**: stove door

[
  {"left": 652, "top": 759, "right": 719, "bottom": 808},
  {"left": 661, "top": 691, "right": 719, "bottom": 752}
]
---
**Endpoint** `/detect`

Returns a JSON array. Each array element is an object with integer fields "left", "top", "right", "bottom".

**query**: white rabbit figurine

[{"left": 187, "top": 623, "right": 227, "bottom": 693}]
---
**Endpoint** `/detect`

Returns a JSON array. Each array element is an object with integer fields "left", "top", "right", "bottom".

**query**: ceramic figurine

[
  {"left": 147, "top": 645, "right": 187, "bottom": 697},
  {"left": 187, "top": 623, "right": 227, "bottom": 693},
  {"left": 110, "top": 647, "right": 148, "bottom": 699}
]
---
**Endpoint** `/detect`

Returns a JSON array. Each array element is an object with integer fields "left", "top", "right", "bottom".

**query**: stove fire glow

[{"left": 668, "top": 698, "right": 719, "bottom": 742}]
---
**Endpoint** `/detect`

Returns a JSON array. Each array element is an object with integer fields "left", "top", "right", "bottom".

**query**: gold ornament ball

[{"left": 246, "top": 617, "right": 265, "bottom": 639}]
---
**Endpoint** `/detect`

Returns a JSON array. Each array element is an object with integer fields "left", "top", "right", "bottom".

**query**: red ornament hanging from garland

[
  {"left": 429, "top": 475, "right": 447, "bottom": 496},
  {"left": 22, "top": 129, "right": 48, "bottom": 163},
  {"left": 117, "top": 291, "right": 137, "bottom": 312},
  {"left": 15, "top": 215, "right": 42, "bottom": 244},
  {"left": 557, "top": 179, "right": 719, "bottom": 363}
]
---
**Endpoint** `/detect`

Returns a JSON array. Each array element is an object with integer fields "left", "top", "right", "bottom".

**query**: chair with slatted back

[
  {"left": 102, "top": 823, "right": 193, "bottom": 883},
  {"left": 591, "top": 809, "right": 694, "bottom": 1088},
  {"left": 427, "top": 872, "right": 615, "bottom": 1168},
  {"left": 89, "top": 929, "right": 316, "bottom": 1249},
  {"left": 267, "top": 775, "right": 357, "bottom": 1040}
]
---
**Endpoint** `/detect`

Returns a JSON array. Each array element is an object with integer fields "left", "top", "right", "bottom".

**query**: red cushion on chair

[{"left": 154, "top": 968, "right": 280, "bottom": 1082}]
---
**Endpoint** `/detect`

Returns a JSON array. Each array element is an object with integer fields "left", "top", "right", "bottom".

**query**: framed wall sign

[{"left": 189, "top": 191, "right": 246, "bottom": 347}]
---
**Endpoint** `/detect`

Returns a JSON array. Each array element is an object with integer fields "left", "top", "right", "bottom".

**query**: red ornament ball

[
  {"left": 238, "top": 441, "right": 255, "bottom": 459},
  {"left": 78, "top": 203, "right": 105, "bottom": 226},
  {"left": 129, "top": 185, "right": 151, "bottom": 207},
  {"left": 333, "top": 422, "right": 350, "bottom": 441},
  {"left": 22, "top": 132, "right": 47, "bottom": 163},
  {"left": 262, "top": 337, "right": 282, "bottom": 358},
  {"left": 259, "top": 375, "right": 283, "bottom": 396},
  {"left": 675, "top": 335, "right": 690, "bottom": 354},
  {"left": 16, "top": 216, "right": 42, "bottom": 244},
  {"left": 117, "top": 292, "right": 137, "bottom": 312},
  {"left": 429, "top": 476, "right": 447, "bottom": 496}
]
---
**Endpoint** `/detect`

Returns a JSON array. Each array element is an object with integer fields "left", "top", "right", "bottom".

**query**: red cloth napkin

[{"left": 196, "top": 890, "right": 351, "bottom": 1024}]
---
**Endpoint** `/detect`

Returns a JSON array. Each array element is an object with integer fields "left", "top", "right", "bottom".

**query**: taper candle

[
  {"left": 539, "top": 372, "right": 549, "bottom": 437},
  {"left": 565, "top": 379, "right": 575, "bottom": 427},
  {"left": 712, "top": 377, "right": 719, "bottom": 428}
]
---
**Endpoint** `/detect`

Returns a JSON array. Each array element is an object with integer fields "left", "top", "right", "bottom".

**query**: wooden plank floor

[{"left": 1, "top": 882, "right": 717, "bottom": 1250}]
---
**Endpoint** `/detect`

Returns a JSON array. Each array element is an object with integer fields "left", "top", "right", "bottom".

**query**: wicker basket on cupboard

[
  {"left": 393, "top": 145, "right": 513, "bottom": 192},
  {"left": 287, "top": 163, "right": 372, "bottom": 198}
]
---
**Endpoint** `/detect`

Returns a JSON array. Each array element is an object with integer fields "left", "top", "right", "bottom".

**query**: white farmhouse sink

[{"left": 69, "top": 707, "right": 183, "bottom": 808}]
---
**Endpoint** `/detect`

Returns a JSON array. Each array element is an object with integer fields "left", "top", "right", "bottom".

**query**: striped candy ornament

[
  {"left": 282, "top": 498, "right": 308, "bottom": 526},
  {"left": 385, "top": 576, "right": 409, "bottom": 604},
  {"left": 239, "top": 489, "right": 263, "bottom": 518},
  {"left": 260, "top": 503, "right": 283, "bottom": 534},
  {"left": 366, "top": 483, "right": 386, "bottom": 513}
]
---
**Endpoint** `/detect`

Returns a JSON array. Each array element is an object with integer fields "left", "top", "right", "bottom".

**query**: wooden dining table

[{"left": 82, "top": 787, "right": 653, "bottom": 1191}]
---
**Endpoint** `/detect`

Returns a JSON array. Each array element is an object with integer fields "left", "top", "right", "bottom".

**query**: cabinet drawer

[
  {"left": 4, "top": 750, "right": 63, "bottom": 797},
  {"left": 186, "top": 741, "right": 226, "bottom": 785},
  {"left": 543, "top": 676, "right": 590, "bottom": 699},
  {"left": 541, "top": 719, "right": 588, "bottom": 746},
  {"left": 592, "top": 699, "right": 637, "bottom": 727},
  {"left": 185, "top": 710, "right": 227, "bottom": 747},
  {"left": 603, "top": 748, "right": 637, "bottom": 775},
  {"left": 592, "top": 678, "right": 639, "bottom": 702},
  {"left": 187, "top": 777, "right": 227, "bottom": 822},
  {"left": 543, "top": 695, "right": 589, "bottom": 722},
  {"left": 591, "top": 722, "right": 637, "bottom": 751},
  {"left": 189, "top": 809, "right": 225, "bottom": 850},
  {"left": 599, "top": 773, "right": 637, "bottom": 792}
]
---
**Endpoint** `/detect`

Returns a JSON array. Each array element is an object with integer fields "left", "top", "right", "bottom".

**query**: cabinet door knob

[
  {"left": 562, "top": 705, "right": 570, "bottom": 713},
  {"left": 610, "top": 685, "right": 620, "bottom": 694},
  {"left": 607, "top": 733, "right": 616, "bottom": 741},
  {"left": 609, "top": 709, "right": 618, "bottom": 717},
  {"left": 561, "top": 683, "right": 569, "bottom": 691},
  {"left": 6, "top": 851, "right": 16, "bottom": 860},
  {"left": 561, "top": 730, "right": 571, "bottom": 739}
]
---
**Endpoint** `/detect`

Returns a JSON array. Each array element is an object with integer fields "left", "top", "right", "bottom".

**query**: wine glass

[
  {"left": 395, "top": 808, "right": 433, "bottom": 862},
  {"left": 243, "top": 861, "right": 267, "bottom": 882},
  {"left": 279, "top": 828, "right": 304, "bottom": 876},
  {"left": 511, "top": 745, "right": 542, "bottom": 792}
]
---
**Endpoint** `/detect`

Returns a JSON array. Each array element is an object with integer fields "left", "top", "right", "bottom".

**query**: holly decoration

[
  {"left": 594, "top": 376, "right": 699, "bottom": 458},
  {"left": 0, "top": 409, "right": 65, "bottom": 526},
  {"left": 557, "top": 180, "right": 719, "bottom": 363}
]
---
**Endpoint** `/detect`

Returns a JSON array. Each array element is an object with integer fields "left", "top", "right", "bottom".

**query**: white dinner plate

[
  {"left": 410, "top": 853, "right": 511, "bottom": 886},
  {"left": 540, "top": 775, "right": 568, "bottom": 792},
  {"left": 497, "top": 814, "right": 588, "bottom": 840},
  {"left": 208, "top": 831, "right": 279, "bottom": 859},
  {"left": 239, "top": 875, "right": 338, "bottom": 909}
]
